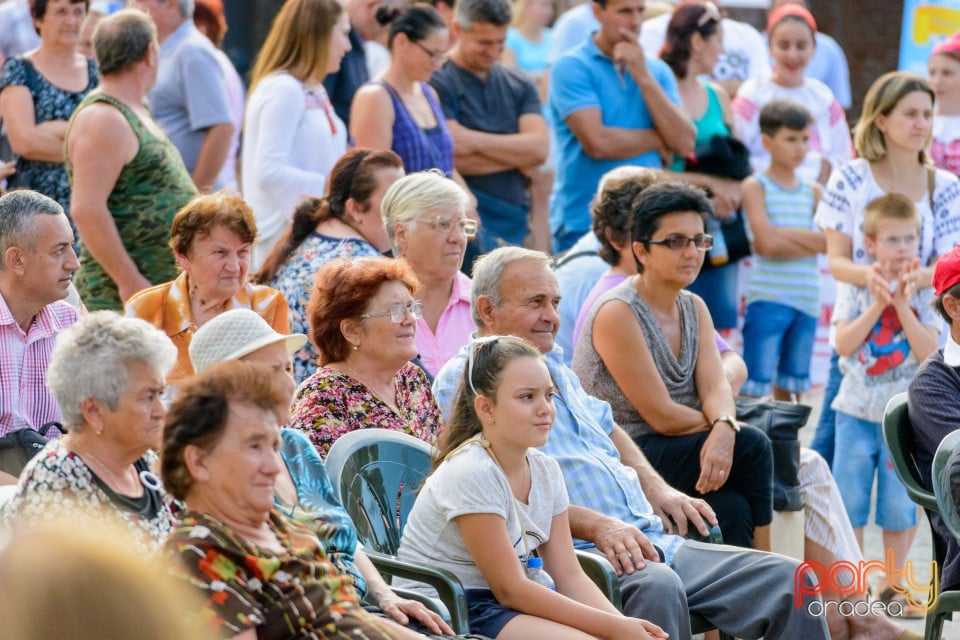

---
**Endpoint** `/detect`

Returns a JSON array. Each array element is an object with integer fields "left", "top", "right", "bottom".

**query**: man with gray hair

[
  {"left": 431, "top": 245, "right": 829, "bottom": 640},
  {"left": 0, "top": 190, "right": 80, "bottom": 483},
  {"left": 429, "top": 0, "right": 548, "bottom": 256},
  {"left": 132, "top": 0, "right": 233, "bottom": 192}
]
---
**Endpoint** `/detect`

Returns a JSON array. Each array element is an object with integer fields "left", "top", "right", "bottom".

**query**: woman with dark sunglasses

[{"left": 571, "top": 182, "right": 775, "bottom": 553}]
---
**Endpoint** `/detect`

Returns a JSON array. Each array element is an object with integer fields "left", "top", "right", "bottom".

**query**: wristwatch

[{"left": 711, "top": 415, "right": 741, "bottom": 434}]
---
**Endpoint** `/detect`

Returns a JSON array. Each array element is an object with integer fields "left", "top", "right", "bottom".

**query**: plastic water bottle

[
  {"left": 705, "top": 216, "right": 728, "bottom": 266},
  {"left": 525, "top": 557, "right": 556, "bottom": 590}
]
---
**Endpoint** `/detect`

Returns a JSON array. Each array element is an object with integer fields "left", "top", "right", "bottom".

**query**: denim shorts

[
  {"left": 832, "top": 411, "right": 918, "bottom": 530},
  {"left": 741, "top": 300, "right": 817, "bottom": 397},
  {"left": 465, "top": 589, "right": 522, "bottom": 638}
]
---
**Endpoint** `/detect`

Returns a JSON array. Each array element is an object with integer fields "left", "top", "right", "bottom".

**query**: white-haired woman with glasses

[
  {"left": 572, "top": 183, "right": 776, "bottom": 553},
  {"left": 0, "top": 311, "right": 178, "bottom": 552},
  {"left": 382, "top": 171, "right": 477, "bottom": 376},
  {"left": 289, "top": 257, "right": 444, "bottom": 458}
]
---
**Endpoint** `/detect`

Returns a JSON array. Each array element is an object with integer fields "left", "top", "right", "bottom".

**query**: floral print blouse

[
  {"left": 0, "top": 440, "right": 175, "bottom": 552},
  {"left": 268, "top": 233, "right": 382, "bottom": 385},
  {"left": 163, "top": 510, "right": 398, "bottom": 640},
  {"left": 289, "top": 362, "right": 443, "bottom": 458}
]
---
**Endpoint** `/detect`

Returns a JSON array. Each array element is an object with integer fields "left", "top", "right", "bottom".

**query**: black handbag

[
  {"left": 0, "top": 422, "right": 61, "bottom": 477},
  {"left": 685, "top": 134, "right": 753, "bottom": 268},
  {"left": 734, "top": 397, "right": 811, "bottom": 512}
]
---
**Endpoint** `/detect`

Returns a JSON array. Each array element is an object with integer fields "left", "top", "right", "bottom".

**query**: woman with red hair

[{"left": 289, "top": 257, "right": 443, "bottom": 458}]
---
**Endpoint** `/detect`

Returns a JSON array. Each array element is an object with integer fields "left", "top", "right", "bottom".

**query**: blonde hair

[
  {"left": 853, "top": 71, "right": 934, "bottom": 163},
  {"left": 381, "top": 171, "right": 470, "bottom": 255},
  {"left": 0, "top": 519, "right": 209, "bottom": 640},
  {"left": 248, "top": 0, "right": 343, "bottom": 94},
  {"left": 862, "top": 193, "right": 920, "bottom": 236}
]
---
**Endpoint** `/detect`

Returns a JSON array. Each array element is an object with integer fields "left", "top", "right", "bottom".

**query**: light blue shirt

[
  {"left": 433, "top": 339, "right": 685, "bottom": 564},
  {"left": 548, "top": 35, "right": 681, "bottom": 235},
  {"left": 553, "top": 231, "right": 607, "bottom": 365},
  {"left": 547, "top": 3, "right": 596, "bottom": 65},
  {"left": 148, "top": 21, "right": 231, "bottom": 183}
]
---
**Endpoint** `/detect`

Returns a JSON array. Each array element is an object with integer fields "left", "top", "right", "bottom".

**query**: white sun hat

[{"left": 189, "top": 308, "right": 307, "bottom": 373}]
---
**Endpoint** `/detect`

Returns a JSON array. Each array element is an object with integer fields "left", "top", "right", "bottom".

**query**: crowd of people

[{"left": 2, "top": 0, "right": 960, "bottom": 638}]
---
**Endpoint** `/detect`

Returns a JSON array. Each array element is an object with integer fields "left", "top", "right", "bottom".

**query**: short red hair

[{"left": 308, "top": 258, "right": 421, "bottom": 365}]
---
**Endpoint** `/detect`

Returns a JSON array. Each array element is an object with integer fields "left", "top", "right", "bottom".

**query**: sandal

[{"left": 876, "top": 587, "right": 927, "bottom": 619}]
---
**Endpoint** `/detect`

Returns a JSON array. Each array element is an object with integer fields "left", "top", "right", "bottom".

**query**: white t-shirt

[
  {"left": 639, "top": 13, "right": 770, "bottom": 82},
  {"left": 932, "top": 114, "right": 960, "bottom": 177},
  {"left": 732, "top": 77, "right": 852, "bottom": 184},
  {"left": 396, "top": 440, "right": 569, "bottom": 594},
  {"left": 813, "top": 158, "right": 960, "bottom": 267},
  {"left": 241, "top": 71, "right": 347, "bottom": 241}
]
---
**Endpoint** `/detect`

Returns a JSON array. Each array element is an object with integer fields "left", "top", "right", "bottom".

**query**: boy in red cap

[{"left": 908, "top": 241, "right": 960, "bottom": 593}]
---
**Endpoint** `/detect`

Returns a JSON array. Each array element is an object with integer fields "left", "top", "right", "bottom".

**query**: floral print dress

[
  {"left": 163, "top": 510, "right": 399, "bottom": 640},
  {"left": 268, "top": 233, "right": 383, "bottom": 385},
  {"left": 0, "top": 56, "right": 98, "bottom": 220},
  {"left": 0, "top": 440, "right": 175, "bottom": 552},
  {"left": 289, "top": 362, "right": 443, "bottom": 458}
]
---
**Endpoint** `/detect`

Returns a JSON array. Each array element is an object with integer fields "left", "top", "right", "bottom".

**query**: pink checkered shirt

[{"left": 0, "top": 293, "right": 79, "bottom": 436}]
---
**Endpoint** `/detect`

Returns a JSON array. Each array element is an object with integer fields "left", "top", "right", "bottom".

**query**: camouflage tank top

[{"left": 66, "top": 93, "right": 197, "bottom": 311}]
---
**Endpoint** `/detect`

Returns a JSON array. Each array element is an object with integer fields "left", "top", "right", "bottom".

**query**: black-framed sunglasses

[
  {"left": 645, "top": 233, "right": 714, "bottom": 251},
  {"left": 360, "top": 300, "right": 424, "bottom": 323}
]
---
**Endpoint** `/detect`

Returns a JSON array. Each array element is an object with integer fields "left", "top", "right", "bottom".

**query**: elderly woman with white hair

[
  {"left": 0, "top": 311, "right": 178, "bottom": 552},
  {"left": 381, "top": 171, "right": 476, "bottom": 376}
]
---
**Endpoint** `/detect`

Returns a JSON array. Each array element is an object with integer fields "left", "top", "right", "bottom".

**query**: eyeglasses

[
  {"left": 645, "top": 233, "right": 714, "bottom": 251},
  {"left": 413, "top": 40, "right": 446, "bottom": 62},
  {"left": 697, "top": 1, "right": 721, "bottom": 27},
  {"left": 360, "top": 300, "right": 424, "bottom": 323},
  {"left": 418, "top": 216, "right": 479, "bottom": 238},
  {"left": 873, "top": 233, "right": 919, "bottom": 248}
]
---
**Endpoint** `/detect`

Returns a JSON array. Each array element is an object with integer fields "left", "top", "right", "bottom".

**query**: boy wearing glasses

[
  {"left": 831, "top": 193, "right": 939, "bottom": 579},
  {"left": 740, "top": 99, "right": 824, "bottom": 401}
]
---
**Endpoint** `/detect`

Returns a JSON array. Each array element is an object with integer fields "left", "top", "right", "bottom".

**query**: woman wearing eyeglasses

[
  {"left": 572, "top": 182, "right": 775, "bottom": 552},
  {"left": 381, "top": 172, "right": 476, "bottom": 376},
  {"left": 289, "top": 257, "right": 444, "bottom": 459}
]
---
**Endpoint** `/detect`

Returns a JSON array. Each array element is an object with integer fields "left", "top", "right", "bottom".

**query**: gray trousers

[{"left": 588, "top": 540, "right": 829, "bottom": 640}]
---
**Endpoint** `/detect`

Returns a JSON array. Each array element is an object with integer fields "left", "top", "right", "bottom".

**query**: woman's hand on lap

[
  {"left": 696, "top": 426, "right": 735, "bottom": 494},
  {"left": 376, "top": 592, "right": 454, "bottom": 636}
]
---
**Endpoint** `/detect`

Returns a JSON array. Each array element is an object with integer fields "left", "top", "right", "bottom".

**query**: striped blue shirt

[
  {"left": 745, "top": 173, "right": 820, "bottom": 318},
  {"left": 433, "top": 339, "right": 684, "bottom": 564}
]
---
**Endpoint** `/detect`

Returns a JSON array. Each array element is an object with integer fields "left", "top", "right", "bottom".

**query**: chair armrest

[
  {"left": 365, "top": 550, "right": 471, "bottom": 635},
  {"left": 575, "top": 550, "right": 623, "bottom": 611}
]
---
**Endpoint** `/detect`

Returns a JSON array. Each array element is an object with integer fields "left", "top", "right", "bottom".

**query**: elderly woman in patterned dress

[
  {"left": 289, "top": 257, "right": 443, "bottom": 458},
  {"left": 161, "top": 361, "right": 424, "bottom": 640},
  {"left": 0, "top": 312, "right": 178, "bottom": 551}
]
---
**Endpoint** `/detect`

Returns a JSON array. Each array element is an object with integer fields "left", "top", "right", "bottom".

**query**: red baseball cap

[{"left": 934, "top": 244, "right": 960, "bottom": 297}]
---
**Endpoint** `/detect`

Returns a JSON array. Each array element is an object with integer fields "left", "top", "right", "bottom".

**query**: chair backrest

[
  {"left": 882, "top": 392, "right": 938, "bottom": 511},
  {"left": 933, "top": 431, "right": 960, "bottom": 542},
  {"left": 325, "top": 429, "right": 436, "bottom": 555}
]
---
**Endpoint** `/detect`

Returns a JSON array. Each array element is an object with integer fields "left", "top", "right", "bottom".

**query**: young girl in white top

[
  {"left": 733, "top": 2, "right": 852, "bottom": 185},
  {"left": 929, "top": 32, "right": 960, "bottom": 177},
  {"left": 397, "top": 336, "right": 666, "bottom": 640}
]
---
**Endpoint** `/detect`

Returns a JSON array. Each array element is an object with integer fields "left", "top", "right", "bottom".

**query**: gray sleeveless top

[{"left": 571, "top": 278, "right": 700, "bottom": 438}]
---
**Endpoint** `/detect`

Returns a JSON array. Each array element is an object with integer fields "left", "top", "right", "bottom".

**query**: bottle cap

[{"left": 527, "top": 557, "right": 543, "bottom": 569}]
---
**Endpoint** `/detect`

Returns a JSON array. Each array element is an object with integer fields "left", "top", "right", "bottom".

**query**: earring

[{"left": 352, "top": 343, "right": 359, "bottom": 351}]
